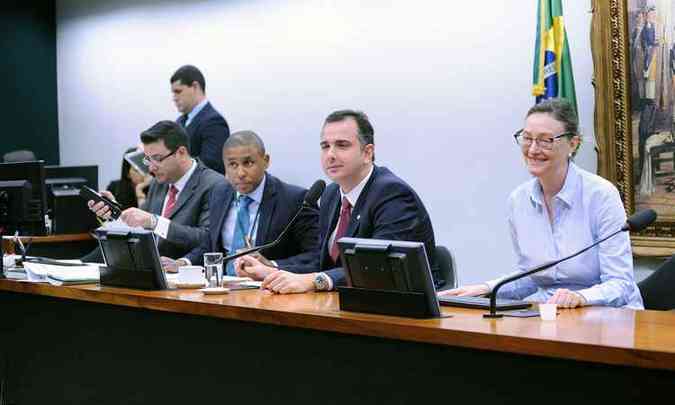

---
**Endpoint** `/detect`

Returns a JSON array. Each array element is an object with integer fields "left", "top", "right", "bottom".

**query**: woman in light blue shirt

[{"left": 440, "top": 99, "right": 643, "bottom": 309}]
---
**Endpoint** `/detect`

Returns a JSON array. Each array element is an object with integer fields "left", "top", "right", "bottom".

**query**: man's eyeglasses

[
  {"left": 142, "top": 149, "right": 177, "bottom": 167},
  {"left": 513, "top": 129, "right": 575, "bottom": 151}
]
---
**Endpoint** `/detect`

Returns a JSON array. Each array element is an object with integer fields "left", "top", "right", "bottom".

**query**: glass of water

[{"left": 203, "top": 252, "right": 224, "bottom": 288}]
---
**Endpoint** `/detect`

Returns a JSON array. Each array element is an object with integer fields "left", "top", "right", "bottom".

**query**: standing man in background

[{"left": 171, "top": 65, "right": 230, "bottom": 174}]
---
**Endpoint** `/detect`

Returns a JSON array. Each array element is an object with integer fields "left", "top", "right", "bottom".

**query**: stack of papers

[
  {"left": 23, "top": 260, "right": 100, "bottom": 286},
  {"left": 3, "top": 267, "right": 27, "bottom": 280}
]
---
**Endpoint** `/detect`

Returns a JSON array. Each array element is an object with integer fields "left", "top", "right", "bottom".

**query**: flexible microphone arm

[
  {"left": 222, "top": 179, "right": 326, "bottom": 268},
  {"left": 483, "top": 209, "right": 657, "bottom": 318},
  {"left": 222, "top": 200, "right": 314, "bottom": 265}
]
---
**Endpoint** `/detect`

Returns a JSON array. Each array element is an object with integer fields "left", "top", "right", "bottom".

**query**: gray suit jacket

[{"left": 142, "top": 160, "right": 223, "bottom": 258}]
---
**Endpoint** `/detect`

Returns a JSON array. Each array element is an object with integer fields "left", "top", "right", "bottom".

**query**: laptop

[{"left": 438, "top": 295, "right": 532, "bottom": 311}]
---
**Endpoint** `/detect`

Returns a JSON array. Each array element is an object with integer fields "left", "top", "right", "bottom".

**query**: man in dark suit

[
  {"left": 88, "top": 121, "right": 223, "bottom": 260},
  {"left": 171, "top": 65, "right": 230, "bottom": 174},
  {"left": 165, "top": 130, "right": 319, "bottom": 274},
  {"left": 239, "top": 110, "right": 437, "bottom": 294}
]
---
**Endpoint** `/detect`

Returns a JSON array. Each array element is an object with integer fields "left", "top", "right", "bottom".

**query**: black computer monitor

[
  {"left": 337, "top": 237, "right": 440, "bottom": 318},
  {"left": 0, "top": 180, "right": 32, "bottom": 234},
  {"left": 97, "top": 228, "right": 168, "bottom": 290},
  {"left": 0, "top": 161, "right": 47, "bottom": 235}
]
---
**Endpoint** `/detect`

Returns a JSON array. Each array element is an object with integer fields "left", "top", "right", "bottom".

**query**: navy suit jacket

[
  {"left": 293, "top": 165, "right": 437, "bottom": 287},
  {"left": 179, "top": 101, "right": 229, "bottom": 174},
  {"left": 185, "top": 173, "right": 320, "bottom": 266}
]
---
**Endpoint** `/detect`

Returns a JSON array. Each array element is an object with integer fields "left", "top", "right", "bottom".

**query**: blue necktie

[{"left": 226, "top": 195, "right": 252, "bottom": 275}]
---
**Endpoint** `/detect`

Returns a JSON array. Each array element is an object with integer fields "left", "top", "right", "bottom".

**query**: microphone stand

[
  {"left": 483, "top": 228, "right": 624, "bottom": 318},
  {"left": 222, "top": 201, "right": 314, "bottom": 269}
]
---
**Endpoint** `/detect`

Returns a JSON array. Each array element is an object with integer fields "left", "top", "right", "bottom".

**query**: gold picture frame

[{"left": 592, "top": 0, "right": 675, "bottom": 256}]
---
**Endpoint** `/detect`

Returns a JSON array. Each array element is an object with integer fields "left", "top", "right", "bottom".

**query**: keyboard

[{"left": 438, "top": 295, "right": 532, "bottom": 311}]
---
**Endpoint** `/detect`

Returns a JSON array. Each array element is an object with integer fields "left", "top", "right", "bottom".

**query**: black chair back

[
  {"left": 638, "top": 254, "right": 675, "bottom": 310},
  {"left": 434, "top": 245, "right": 457, "bottom": 290}
]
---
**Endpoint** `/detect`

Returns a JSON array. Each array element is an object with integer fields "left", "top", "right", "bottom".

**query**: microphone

[
  {"left": 222, "top": 179, "right": 326, "bottom": 267},
  {"left": 484, "top": 209, "right": 657, "bottom": 318}
]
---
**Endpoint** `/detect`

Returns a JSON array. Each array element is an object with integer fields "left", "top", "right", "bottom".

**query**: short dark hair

[
  {"left": 140, "top": 120, "right": 191, "bottom": 155},
  {"left": 170, "top": 65, "right": 206, "bottom": 92},
  {"left": 223, "top": 130, "right": 266, "bottom": 155},
  {"left": 323, "top": 109, "right": 375, "bottom": 147}
]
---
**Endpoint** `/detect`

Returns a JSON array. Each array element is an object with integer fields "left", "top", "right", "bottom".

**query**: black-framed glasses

[
  {"left": 142, "top": 149, "right": 177, "bottom": 167},
  {"left": 513, "top": 129, "right": 575, "bottom": 151}
]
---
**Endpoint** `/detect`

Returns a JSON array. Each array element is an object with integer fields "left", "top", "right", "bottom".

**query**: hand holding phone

[{"left": 79, "top": 186, "right": 123, "bottom": 220}]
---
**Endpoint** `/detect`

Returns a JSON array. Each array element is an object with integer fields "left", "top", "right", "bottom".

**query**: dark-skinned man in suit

[
  {"left": 162, "top": 130, "right": 320, "bottom": 275},
  {"left": 237, "top": 110, "right": 438, "bottom": 294}
]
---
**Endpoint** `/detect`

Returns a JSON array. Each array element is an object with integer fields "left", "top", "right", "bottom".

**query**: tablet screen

[{"left": 124, "top": 149, "right": 150, "bottom": 176}]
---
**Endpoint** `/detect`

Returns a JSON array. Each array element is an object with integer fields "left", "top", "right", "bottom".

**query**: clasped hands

[{"left": 234, "top": 255, "right": 315, "bottom": 294}]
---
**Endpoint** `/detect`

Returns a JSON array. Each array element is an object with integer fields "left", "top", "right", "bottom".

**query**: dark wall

[{"left": 0, "top": 1, "right": 59, "bottom": 164}]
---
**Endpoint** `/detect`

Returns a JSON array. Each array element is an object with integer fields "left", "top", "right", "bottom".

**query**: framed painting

[{"left": 592, "top": 0, "right": 675, "bottom": 255}]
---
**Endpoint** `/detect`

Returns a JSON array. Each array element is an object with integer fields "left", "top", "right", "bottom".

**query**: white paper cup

[
  {"left": 539, "top": 303, "right": 557, "bottom": 321},
  {"left": 178, "top": 265, "right": 205, "bottom": 284}
]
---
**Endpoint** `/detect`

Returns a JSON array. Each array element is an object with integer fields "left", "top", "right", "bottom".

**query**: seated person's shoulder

[
  {"left": 275, "top": 176, "right": 309, "bottom": 202},
  {"left": 199, "top": 165, "right": 225, "bottom": 185},
  {"left": 507, "top": 178, "right": 537, "bottom": 204},
  {"left": 371, "top": 166, "right": 418, "bottom": 197}
]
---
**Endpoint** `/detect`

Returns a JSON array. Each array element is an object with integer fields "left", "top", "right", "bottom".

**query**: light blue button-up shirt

[
  {"left": 487, "top": 163, "right": 644, "bottom": 309},
  {"left": 222, "top": 175, "right": 266, "bottom": 254}
]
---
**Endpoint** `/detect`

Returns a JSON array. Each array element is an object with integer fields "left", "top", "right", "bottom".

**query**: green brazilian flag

[{"left": 532, "top": 0, "right": 578, "bottom": 113}]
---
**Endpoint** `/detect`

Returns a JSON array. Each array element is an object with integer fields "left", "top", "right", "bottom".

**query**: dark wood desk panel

[
  {"left": 1, "top": 280, "right": 674, "bottom": 404},
  {"left": 2, "top": 233, "right": 97, "bottom": 259}
]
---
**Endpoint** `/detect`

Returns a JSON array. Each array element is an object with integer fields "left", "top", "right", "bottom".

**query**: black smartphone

[{"left": 79, "top": 186, "right": 123, "bottom": 220}]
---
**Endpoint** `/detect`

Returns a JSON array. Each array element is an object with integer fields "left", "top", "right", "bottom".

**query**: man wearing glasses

[{"left": 89, "top": 120, "right": 223, "bottom": 260}]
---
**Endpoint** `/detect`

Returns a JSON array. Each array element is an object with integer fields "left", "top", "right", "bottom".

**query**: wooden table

[{"left": 1, "top": 279, "right": 674, "bottom": 404}]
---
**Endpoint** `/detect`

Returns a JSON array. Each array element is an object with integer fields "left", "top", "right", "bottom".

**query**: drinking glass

[{"left": 203, "top": 252, "right": 224, "bottom": 288}]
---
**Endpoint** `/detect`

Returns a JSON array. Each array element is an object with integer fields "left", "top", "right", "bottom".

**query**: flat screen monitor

[
  {"left": 0, "top": 161, "right": 47, "bottom": 235},
  {"left": 337, "top": 237, "right": 440, "bottom": 318},
  {"left": 97, "top": 228, "right": 168, "bottom": 290},
  {"left": 0, "top": 180, "right": 32, "bottom": 234}
]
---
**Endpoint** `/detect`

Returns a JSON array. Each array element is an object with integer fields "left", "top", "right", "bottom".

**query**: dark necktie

[
  {"left": 179, "top": 114, "right": 189, "bottom": 128},
  {"left": 330, "top": 197, "right": 352, "bottom": 263},
  {"left": 162, "top": 185, "right": 178, "bottom": 218}
]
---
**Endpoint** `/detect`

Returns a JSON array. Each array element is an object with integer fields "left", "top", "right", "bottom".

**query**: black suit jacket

[
  {"left": 293, "top": 166, "right": 437, "bottom": 287},
  {"left": 179, "top": 101, "right": 229, "bottom": 174},
  {"left": 185, "top": 173, "right": 319, "bottom": 266},
  {"left": 142, "top": 161, "right": 223, "bottom": 259}
]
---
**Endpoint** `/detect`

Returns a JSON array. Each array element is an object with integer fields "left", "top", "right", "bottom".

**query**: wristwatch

[{"left": 313, "top": 273, "right": 330, "bottom": 291}]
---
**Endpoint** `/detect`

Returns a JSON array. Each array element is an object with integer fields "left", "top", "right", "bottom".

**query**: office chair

[
  {"left": 638, "top": 254, "right": 675, "bottom": 310},
  {"left": 435, "top": 245, "right": 457, "bottom": 291},
  {"left": 3, "top": 149, "right": 36, "bottom": 163}
]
